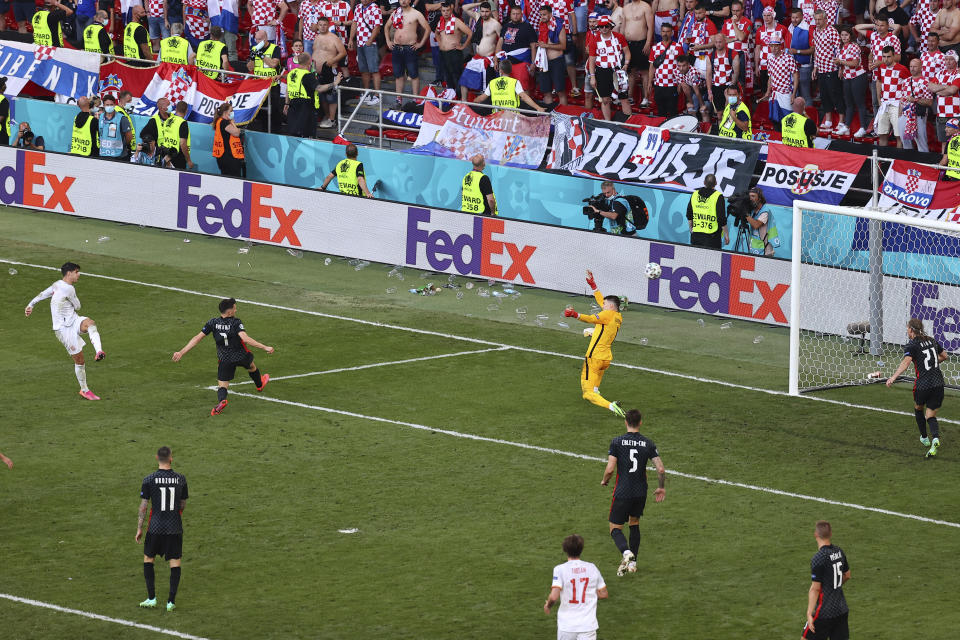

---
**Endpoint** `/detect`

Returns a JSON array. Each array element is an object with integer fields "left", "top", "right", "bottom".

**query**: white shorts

[
  {"left": 558, "top": 630, "right": 597, "bottom": 640},
  {"left": 876, "top": 104, "right": 901, "bottom": 136},
  {"left": 55, "top": 316, "right": 88, "bottom": 356}
]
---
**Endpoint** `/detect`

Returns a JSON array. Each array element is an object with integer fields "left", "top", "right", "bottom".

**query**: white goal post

[{"left": 789, "top": 201, "right": 960, "bottom": 395}]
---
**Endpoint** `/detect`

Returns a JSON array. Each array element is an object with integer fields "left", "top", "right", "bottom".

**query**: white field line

[
  {"left": 229, "top": 391, "right": 960, "bottom": 529},
  {"left": 221, "top": 347, "right": 510, "bottom": 387},
  {"left": 5, "top": 259, "right": 957, "bottom": 426},
  {"left": 0, "top": 593, "right": 214, "bottom": 640}
]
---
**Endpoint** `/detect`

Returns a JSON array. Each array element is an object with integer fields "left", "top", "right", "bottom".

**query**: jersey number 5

[
  {"left": 568, "top": 577, "right": 590, "bottom": 604},
  {"left": 628, "top": 449, "right": 641, "bottom": 473},
  {"left": 158, "top": 487, "right": 177, "bottom": 511}
]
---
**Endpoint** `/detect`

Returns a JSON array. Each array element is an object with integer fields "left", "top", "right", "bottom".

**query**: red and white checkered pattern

[
  {"left": 756, "top": 25, "right": 789, "bottom": 71},
  {"left": 936, "top": 69, "right": 960, "bottom": 118},
  {"left": 839, "top": 42, "right": 864, "bottom": 80},
  {"left": 921, "top": 49, "right": 945, "bottom": 81},
  {"left": 723, "top": 16, "right": 751, "bottom": 53},
  {"left": 353, "top": 1, "right": 382, "bottom": 46},
  {"left": 184, "top": 0, "right": 209, "bottom": 41},
  {"left": 796, "top": 0, "right": 815, "bottom": 26},
  {"left": 165, "top": 68, "right": 194, "bottom": 104},
  {"left": 33, "top": 46, "right": 55, "bottom": 61},
  {"left": 589, "top": 32, "right": 626, "bottom": 69},
  {"left": 250, "top": 0, "right": 284, "bottom": 26},
  {"left": 544, "top": 0, "right": 572, "bottom": 32},
  {"left": 711, "top": 48, "right": 735, "bottom": 85},
  {"left": 908, "top": 74, "right": 933, "bottom": 102},
  {"left": 904, "top": 168, "right": 921, "bottom": 194},
  {"left": 321, "top": 0, "right": 352, "bottom": 42},
  {"left": 878, "top": 63, "right": 909, "bottom": 103},
  {"left": 812, "top": 25, "right": 840, "bottom": 74},
  {"left": 649, "top": 41, "right": 683, "bottom": 86},
  {"left": 869, "top": 31, "right": 900, "bottom": 80},
  {"left": 690, "top": 18, "right": 717, "bottom": 58},
  {"left": 816, "top": 0, "right": 840, "bottom": 25},
  {"left": 681, "top": 65, "right": 705, "bottom": 87},
  {"left": 148, "top": 0, "right": 165, "bottom": 19},
  {"left": 299, "top": 0, "right": 323, "bottom": 40},
  {"left": 767, "top": 50, "right": 797, "bottom": 94},
  {"left": 910, "top": 2, "right": 937, "bottom": 41}
]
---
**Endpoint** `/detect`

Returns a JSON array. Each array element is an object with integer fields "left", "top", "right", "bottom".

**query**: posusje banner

[
  {"left": 756, "top": 143, "right": 866, "bottom": 206},
  {"left": 0, "top": 41, "right": 99, "bottom": 100},
  {"left": 0, "top": 146, "right": 792, "bottom": 326}
]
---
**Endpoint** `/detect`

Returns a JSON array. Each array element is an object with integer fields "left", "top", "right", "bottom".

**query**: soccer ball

[{"left": 645, "top": 262, "right": 662, "bottom": 279}]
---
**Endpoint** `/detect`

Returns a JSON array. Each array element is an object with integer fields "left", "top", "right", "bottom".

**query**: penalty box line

[
  {"left": 0, "top": 593, "right": 214, "bottom": 640},
  {"left": 4, "top": 258, "right": 960, "bottom": 427},
  {"left": 231, "top": 391, "right": 960, "bottom": 530},
  {"left": 215, "top": 347, "right": 510, "bottom": 388}
]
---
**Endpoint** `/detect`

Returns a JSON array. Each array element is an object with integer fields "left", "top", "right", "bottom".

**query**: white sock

[
  {"left": 87, "top": 324, "right": 103, "bottom": 352},
  {"left": 75, "top": 364, "right": 88, "bottom": 392}
]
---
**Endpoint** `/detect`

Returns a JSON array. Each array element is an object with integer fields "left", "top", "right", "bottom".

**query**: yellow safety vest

[
  {"left": 947, "top": 136, "right": 960, "bottom": 180},
  {"left": 0, "top": 95, "right": 9, "bottom": 137},
  {"left": 197, "top": 39, "right": 227, "bottom": 78},
  {"left": 116, "top": 105, "right": 136, "bottom": 151},
  {"left": 124, "top": 22, "right": 153, "bottom": 59},
  {"left": 252, "top": 44, "right": 280, "bottom": 77},
  {"left": 160, "top": 36, "right": 190, "bottom": 65},
  {"left": 690, "top": 190, "right": 722, "bottom": 234},
  {"left": 161, "top": 114, "right": 191, "bottom": 152},
  {"left": 32, "top": 10, "right": 63, "bottom": 47},
  {"left": 287, "top": 68, "right": 320, "bottom": 109},
  {"left": 718, "top": 101, "right": 752, "bottom": 140},
  {"left": 781, "top": 112, "right": 811, "bottom": 148},
  {"left": 84, "top": 23, "right": 114, "bottom": 54},
  {"left": 488, "top": 76, "right": 520, "bottom": 110},
  {"left": 461, "top": 170, "right": 488, "bottom": 214},
  {"left": 336, "top": 158, "right": 364, "bottom": 196},
  {"left": 70, "top": 114, "right": 96, "bottom": 156}
]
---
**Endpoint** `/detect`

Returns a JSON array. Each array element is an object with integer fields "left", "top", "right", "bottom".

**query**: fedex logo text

[
  {"left": 405, "top": 207, "right": 537, "bottom": 283},
  {"left": 0, "top": 150, "right": 75, "bottom": 212},
  {"left": 911, "top": 281, "right": 960, "bottom": 352},
  {"left": 646, "top": 243, "right": 789, "bottom": 323},
  {"left": 176, "top": 174, "right": 303, "bottom": 246}
]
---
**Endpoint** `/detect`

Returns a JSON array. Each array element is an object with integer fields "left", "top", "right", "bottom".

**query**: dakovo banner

[
  {"left": 545, "top": 114, "right": 760, "bottom": 196},
  {"left": 877, "top": 159, "right": 960, "bottom": 222},
  {"left": 0, "top": 41, "right": 99, "bottom": 100},
  {"left": 98, "top": 61, "right": 272, "bottom": 125},
  {"left": 406, "top": 102, "right": 551, "bottom": 169},
  {"left": 756, "top": 143, "right": 866, "bottom": 206}
]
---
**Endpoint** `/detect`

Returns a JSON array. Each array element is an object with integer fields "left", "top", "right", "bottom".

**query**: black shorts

[
  {"left": 13, "top": 0, "right": 34, "bottom": 22},
  {"left": 144, "top": 533, "right": 183, "bottom": 560},
  {"left": 914, "top": 385, "right": 944, "bottom": 410},
  {"left": 802, "top": 612, "right": 849, "bottom": 640},
  {"left": 628, "top": 40, "right": 648, "bottom": 71},
  {"left": 609, "top": 494, "right": 646, "bottom": 524},
  {"left": 595, "top": 67, "right": 616, "bottom": 98},
  {"left": 218, "top": 351, "right": 254, "bottom": 382}
]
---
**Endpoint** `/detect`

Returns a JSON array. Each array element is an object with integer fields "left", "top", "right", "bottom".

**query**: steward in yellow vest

[
  {"left": 249, "top": 37, "right": 280, "bottom": 78},
  {"left": 161, "top": 105, "right": 194, "bottom": 170},
  {"left": 116, "top": 97, "right": 137, "bottom": 152},
  {"left": 941, "top": 122, "right": 960, "bottom": 180},
  {"left": 160, "top": 31, "right": 192, "bottom": 65},
  {"left": 124, "top": 10, "right": 154, "bottom": 60},
  {"left": 686, "top": 174, "right": 728, "bottom": 249},
  {"left": 474, "top": 60, "right": 546, "bottom": 114},
  {"left": 197, "top": 28, "right": 229, "bottom": 79},
  {"left": 320, "top": 144, "right": 374, "bottom": 197},
  {"left": 285, "top": 56, "right": 322, "bottom": 137},
  {"left": 781, "top": 109, "right": 813, "bottom": 148},
  {"left": 32, "top": 7, "right": 66, "bottom": 48},
  {"left": 84, "top": 16, "right": 114, "bottom": 55},
  {"left": 460, "top": 155, "right": 496, "bottom": 216},
  {"left": 718, "top": 86, "right": 752, "bottom": 140},
  {"left": 69, "top": 98, "right": 99, "bottom": 157},
  {"left": 0, "top": 89, "right": 10, "bottom": 145}
]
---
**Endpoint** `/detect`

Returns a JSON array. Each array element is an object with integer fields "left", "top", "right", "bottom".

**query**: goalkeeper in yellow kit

[{"left": 563, "top": 270, "right": 625, "bottom": 418}]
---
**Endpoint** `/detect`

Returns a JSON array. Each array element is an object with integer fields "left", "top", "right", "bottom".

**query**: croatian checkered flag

[{"left": 548, "top": 112, "right": 587, "bottom": 172}]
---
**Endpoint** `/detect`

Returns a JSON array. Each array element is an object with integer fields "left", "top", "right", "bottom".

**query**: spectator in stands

[
  {"left": 837, "top": 26, "right": 870, "bottom": 139},
  {"left": 69, "top": 97, "right": 99, "bottom": 157},
  {"left": 75, "top": 0, "right": 96, "bottom": 33},
  {"left": 249, "top": 0, "right": 289, "bottom": 44},
  {"left": 858, "top": 15, "right": 901, "bottom": 119},
  {"left": 902, "top": 57, "right": 935, "bottom": 151},
  {"left": 942, "top": 119, "right": 960, "bottom": 178},
  {"left": 812, "top": 10, "right": 846, "bottom": 135},
  {"left": 589, "top": 15, "right": 630, "bottom": 120},
  {"left": 385, "top": 0, "right": 430, "bottom": 106},
  {"left": 929, "top": 50, "right": 960, "bottom": 143},
  {"left": 83, "top": 10, "right": 113, "bottom": 55},
  {"left": 718, "top": 83, "right": 751, "bottom": 138},
  {"left": 762, "top": 34, "right": 798, "bottom": 124},
  {"left": 160, "top": 23, "right": 196, "bottom": 65},
  {"left": 677, "top": 0, "right": 697, "bottom": 55},
  {"left": 754, "top": 6, "right": 788, "bottom": 95},
  {"left": 435, "top": 1, "right": 471, "bottom": 96},
  {"left": 212, "top": 102, "right": 246, "bottom": 177},
  {"left": 781, "top": 96, "right": 816, "bottom": 146},
  {"left": 787, "top": 7, "right": 812, "bottom": 104},
  {"left": 922, "top": 32, "right": 946, "bottom": 80},
  {"left": 98, "top": 94, "right": 132, "bottom": 160},
  {"left": 687, "top": 173, "right": 728, "bottom": 250},
  {"left": 32, "top": 0, "right": 73, "bottom": 47},
  {"left": 536, "top": 5, "right": 569, "bottom": 106},
  {"left": 706, "top": 31, "right": 739, "bottom": 113},
  {"left": 910, "top": 0, "right": 940, "bottom": 51},
  {"left": 722, "top": 1, "right": 750, "bottom": 84},
  {"left": 315, "top": 49, "right": 344, "bottom": 128},
  {"left": 689, "top": 2, "right": 717, "bottom": 76},
  {"left": 744, "top": 187, "right": 778, "bottom": 256},
  {"left": 125, "top": 6, "right": 155, "bottom": 63},
  {"left": 298, "top": 0, "right": 322, "bottom": 53},
  {"left": 678, "top": 54, "right": 710, "bottom": 121},
  {"left": 875, "top": 0, "right": 910, "bottom": 45},
  {"left": 876, "top": 45, "right": 910, "bottom": 147},
  {"left": 498, "top": 4, "right": 537, "bottom": 64},
  {"left": 350, "top": 0, "right": 384, "bottom": 105},
  {"left": 648, "top": 23, "right": 684, "bottom": 118},
  {"left": 286, "top": 39, "right": 304, "bottom": 72},
  {"left": 13, "top": 0, "right": 35, "bottom": 35},
  {"left": 146, "top": 0, "right": 170, "bottom": 51},
  {"left": 474, "top": 59, "right": 545, "bottom": 111},
  {"left": 310, "top": 17, "right": 347, "bottom": 127},
  {"left": 936, "top": 0, "right": 960, "bottom": 56},
  {"left": 131, "top": 132, "right": 159, "bottom": 165},
  {"left": 12, "top": 122, "right": 45, "bottom": 150},
  {"left": 197, "top": 27, "right": 230, "bottom": 79},
  {"left": 620, "top": 0, "right": 653, "bottom": 107}
]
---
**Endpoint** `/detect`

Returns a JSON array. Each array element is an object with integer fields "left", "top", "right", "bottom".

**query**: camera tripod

[{"left": 732, "top": 219, "right": 750, "bottom": 254}]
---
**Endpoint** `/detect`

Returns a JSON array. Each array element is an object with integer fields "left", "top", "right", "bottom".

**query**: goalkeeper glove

[
  {"left": 586, "top": 273, "right": 597, "bottom": 290},
  {"left": 563, "top": 308, "right": 579, "bottom": 319}
]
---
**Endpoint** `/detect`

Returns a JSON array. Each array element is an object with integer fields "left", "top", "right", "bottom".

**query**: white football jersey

[
  {"left": 551, "top": 559, "right": 606, "bottom": 633},
  {"left": 30, "top": 280, "right": 82, "bottom": 331}
]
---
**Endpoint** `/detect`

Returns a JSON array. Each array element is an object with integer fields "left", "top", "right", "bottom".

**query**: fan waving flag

[{"left": 756, "top": 143, "right": 866, "bottom": 206}]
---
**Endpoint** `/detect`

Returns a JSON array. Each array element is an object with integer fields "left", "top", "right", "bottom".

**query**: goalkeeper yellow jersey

[{"left": 577, "top": 290, "right": 622, "bottom": 361}]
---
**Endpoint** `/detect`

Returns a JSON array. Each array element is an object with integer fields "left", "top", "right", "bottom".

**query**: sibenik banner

[{"left": 0, "top": 146, "right": 793, "bottom": 325}]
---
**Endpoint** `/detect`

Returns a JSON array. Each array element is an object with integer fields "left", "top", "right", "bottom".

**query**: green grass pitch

[{"left": 1, "top": 206, "right": 959, "bottom": 639}]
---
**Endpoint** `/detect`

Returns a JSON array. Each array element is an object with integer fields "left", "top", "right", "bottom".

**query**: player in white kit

[
  {"left": 24, "top": 262, "right": 105, "bottom": 400},
  {"left": 544, "top": 534, "right": 608, "bottom": 640}
]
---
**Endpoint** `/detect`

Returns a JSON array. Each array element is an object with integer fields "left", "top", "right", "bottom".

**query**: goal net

[{"left": 789, "top": 201, "right": 960, "bottom": 395}]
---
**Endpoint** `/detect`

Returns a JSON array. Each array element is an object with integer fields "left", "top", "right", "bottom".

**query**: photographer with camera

[
  {"left": 686, "top": 173, "right": 728, "bottom": 250},
  {"left": 131, "top": 132, "right": 160, "bottom": 166},
  {"left": 743, "top": 187, "right": 779, "bottom": 256},
  {"left": 583, "top": 181, "right": 649, "bottom": 237},
  {"left": 12, "top": 121, "right": 45, "bottom": 151}
]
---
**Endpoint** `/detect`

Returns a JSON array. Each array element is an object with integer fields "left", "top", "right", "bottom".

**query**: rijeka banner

[{"left": 406, "top": 102, "right": 550, "bottom": 169}]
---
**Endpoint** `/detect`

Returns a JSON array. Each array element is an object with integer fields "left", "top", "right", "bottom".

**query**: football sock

[
  {"left": 74, "top": 364, "right": 88, "bottom": 392},
  {"left": 168, "top": 567, "right": 181, "bottom": 604},
  {"left": 629, "top": 525, "right": 641, "bottom": 556},
  {"left": 249, "top": 368, "right": 263, "bottom": 387},
  {"left": 610, "top": 528, "right": 629, "bottom": 554},
  {"left": 927, "top": 417, "right": 940, "bottom": 439},
  {"left": 915, "top": 409, "right": 927, "bottom": 438},
  {"left": 144, "top": 563, "right": 156, "bottom": 600},
  {"left": 217, "top": 387, "right": 228, "bottom": 403},
  {"left": 87, "top": 324, "right": 103, "bottom": 352}
]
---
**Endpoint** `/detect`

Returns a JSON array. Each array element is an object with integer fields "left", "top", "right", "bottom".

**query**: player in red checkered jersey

[
  {"left": 928, "top": 50, "right": 960, "bottom": 144},
  {"left": 647, "top": 22, "right": 684, "bottom": 117},
  {"left": 706, "top": 32, "right": 740, "bottom": 114},
  {"left": 812, "top": 10, "right": 847, "bottom": 135},
  {"left": 875, "top": 46, "right": 909, "bottom": 147},
  {"left": 903, "top": 58, "right": 935, "bottom": 151}
]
